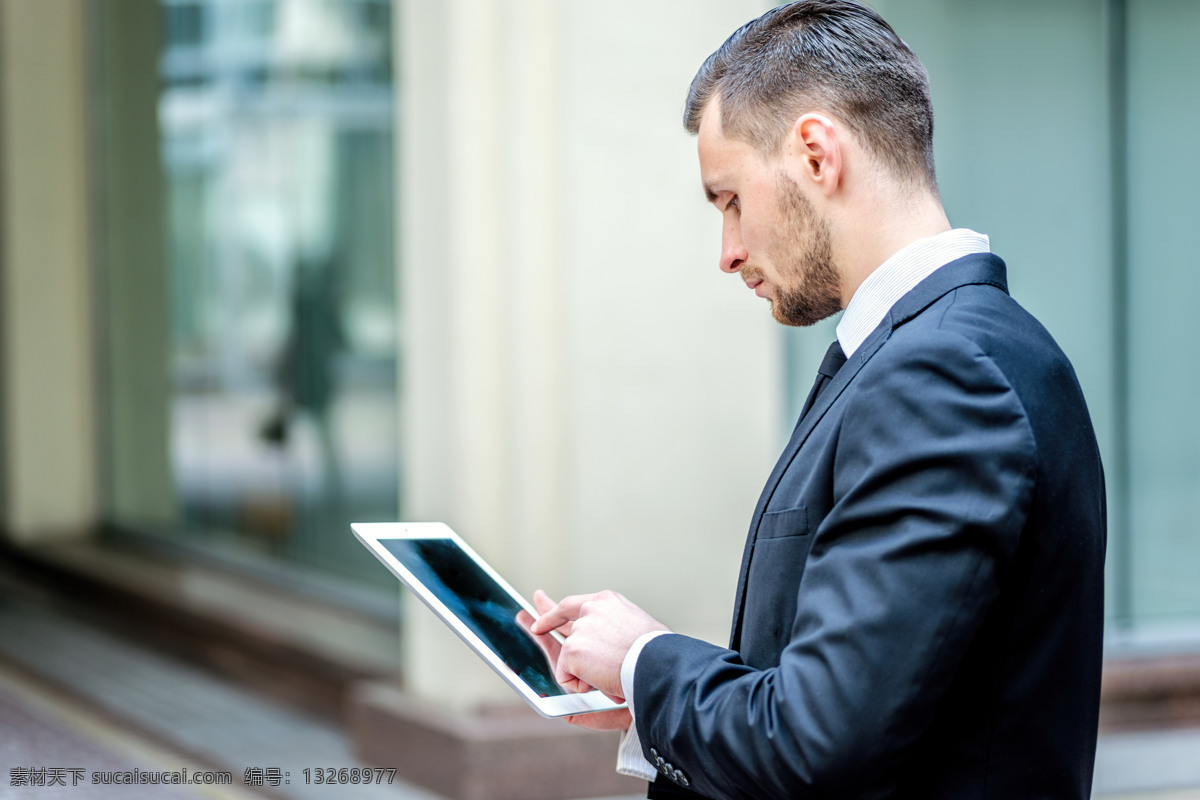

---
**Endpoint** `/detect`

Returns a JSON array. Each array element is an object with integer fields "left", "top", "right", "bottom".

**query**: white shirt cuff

[
  {"left": 617, "top": 724, "right": 659, "bottom": 780},
  {"left": 615, "top": 630, "right": 671, "bottom": 780}
]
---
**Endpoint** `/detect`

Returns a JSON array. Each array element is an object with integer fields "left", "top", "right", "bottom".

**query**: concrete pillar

[
  {"left": 397, "top": 0, "right": 776, "bottom": 711},
  {"left": 0, "top": 0, "right": 98, "bottom": 541}
]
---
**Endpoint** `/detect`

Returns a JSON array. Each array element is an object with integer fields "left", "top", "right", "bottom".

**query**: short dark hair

[{"left": 685, "top": 0, "right": 937, "bottom": 191}]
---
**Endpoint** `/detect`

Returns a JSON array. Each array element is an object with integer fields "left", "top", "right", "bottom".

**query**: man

[{"left": 530, "top": 2, "right": 1106, "bottom": 798}]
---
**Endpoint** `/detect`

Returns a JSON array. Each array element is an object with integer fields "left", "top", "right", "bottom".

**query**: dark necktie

[{"left": 798, "top": 340, "right": 847, "bottom": 420}]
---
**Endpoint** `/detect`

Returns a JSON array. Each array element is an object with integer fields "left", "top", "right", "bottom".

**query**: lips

[
  {"left": 744, "top": 277, "right": 766, "bottom": 297},
  {"left": 740, "top": 268, "right": 768, "bottom": 298}
]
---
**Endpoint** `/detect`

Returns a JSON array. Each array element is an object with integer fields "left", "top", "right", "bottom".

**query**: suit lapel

[
  {"left": 727, "top": 331, "right": 884, "bottom": 648},
  {"left": 727, "top": 253, "right": 1010, "bottom": 649}
]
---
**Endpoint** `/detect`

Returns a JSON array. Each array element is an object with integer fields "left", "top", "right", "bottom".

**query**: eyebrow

[{"left": 703, "top": 182, "right": 721, "bottom": 204}]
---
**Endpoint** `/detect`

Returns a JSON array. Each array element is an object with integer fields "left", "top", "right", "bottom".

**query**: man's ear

[{"left": 788, "top": 113, "right": 842, "bottom": 195}]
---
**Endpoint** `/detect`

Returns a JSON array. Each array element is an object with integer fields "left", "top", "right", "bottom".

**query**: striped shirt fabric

[{"left": 836, "top": 228, "right": 991, "bottom": 358}]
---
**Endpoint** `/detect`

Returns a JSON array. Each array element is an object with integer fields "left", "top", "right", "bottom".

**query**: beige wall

[
  {"left": 399, "top": 0, "right": 776, "bottom": 709},
  {"left": 0, "top": 0, "right": 98, "bottom": 541}
]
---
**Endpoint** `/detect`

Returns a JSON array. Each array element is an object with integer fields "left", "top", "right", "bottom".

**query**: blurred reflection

[
  {"left": 159, "top": 0, "right": 397, "bottom": 584},
  {"left": 260, "top": 255, "right": 348, "bottom": 508}
]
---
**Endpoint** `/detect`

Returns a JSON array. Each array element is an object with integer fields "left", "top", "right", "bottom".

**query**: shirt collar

[{"left": 835, "top": 228, "right": 991, "bottom": 358}]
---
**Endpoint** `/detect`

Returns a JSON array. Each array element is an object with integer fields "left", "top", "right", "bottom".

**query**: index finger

[{"left": 528, "top": 593, "right": 588, "bottom": 634}]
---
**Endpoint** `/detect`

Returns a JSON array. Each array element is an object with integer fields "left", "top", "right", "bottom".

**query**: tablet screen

[{"left": 380, "top": 538, "right": 566, "bottom": 698}]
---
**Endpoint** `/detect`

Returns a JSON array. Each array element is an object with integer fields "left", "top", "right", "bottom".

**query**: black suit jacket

[{"left": 636, "top": 254, "right": 1106, "bottom": 800}]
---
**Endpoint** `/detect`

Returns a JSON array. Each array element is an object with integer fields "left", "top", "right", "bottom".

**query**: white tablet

[{"left": 352, "top": 522, "right": 627, "bottom": 718}]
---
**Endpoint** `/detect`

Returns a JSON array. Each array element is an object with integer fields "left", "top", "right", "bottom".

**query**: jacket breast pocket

[
  {"left": 756, "top": 505, "right": 809, "bottom": 540},
  {"left": 743, "top": 505, "right": 815, "bottom": 667}
]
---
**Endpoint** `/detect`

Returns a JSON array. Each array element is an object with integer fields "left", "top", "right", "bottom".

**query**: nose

[{"left": 720, "top": 218, "right": 747, "bottom": 274}]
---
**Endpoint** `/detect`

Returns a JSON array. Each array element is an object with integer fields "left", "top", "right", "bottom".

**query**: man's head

[
  {"left": 690, "top": 0, "right": 942, "bottom": 326},
  {"left": 685, "top": 0, "right": 936, "bottom": 192}
]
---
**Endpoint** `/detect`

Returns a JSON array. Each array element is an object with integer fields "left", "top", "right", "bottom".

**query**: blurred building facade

[
  {"left": 1, "top": 0, "right": 1199, "bottom": 795},
  {"left": 875, "top": 0, "right": 1200, "bottom": 644}
]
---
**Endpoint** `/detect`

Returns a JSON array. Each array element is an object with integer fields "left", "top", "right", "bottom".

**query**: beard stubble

[{"left": 757, "top": 172, "right": 843, "bottom": 327}]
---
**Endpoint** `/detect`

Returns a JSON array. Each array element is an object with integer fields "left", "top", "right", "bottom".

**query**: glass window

[
  {"left": 100, "top": 0, "right": 399, "bottom": 587},
  {"left": 794, "top": 0, "right": 1200, "bottom": 638},
  {"left": 1125, "top": 0, "right": 1200, "bottom": 628}
]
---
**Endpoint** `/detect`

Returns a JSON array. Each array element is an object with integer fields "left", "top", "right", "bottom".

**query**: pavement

[
  {"left": 1094, "top": 726, "right": 1200, "bottom": 799},
  {"left": 0, "top": 585, "right": 637, "bottom": 800},
  {"left": 0, "top": 598, "right": 438, "bottom": 800},
  {"left": 0, "top": 582, "right": 1197, "bottom": 800}
]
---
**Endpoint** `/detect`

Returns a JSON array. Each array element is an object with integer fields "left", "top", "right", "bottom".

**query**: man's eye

[{"left": 730, "top": 196, "right": 740, "bottom": 212}]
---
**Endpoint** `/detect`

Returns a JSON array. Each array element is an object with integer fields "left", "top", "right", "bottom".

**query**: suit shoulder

[
  {"left": 894, "top": 283, "right": 1076, "bottom": 384},
  {"left": 878, "top": 283, "right": 1097, "bottom": 464}
]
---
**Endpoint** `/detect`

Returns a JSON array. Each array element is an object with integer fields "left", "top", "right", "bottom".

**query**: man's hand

[
  {"left": 517, "top": 590, "right": 635, "bottom": 732},
  {"left": 529, "top": 589, "right": 669, "bottom": 701}
]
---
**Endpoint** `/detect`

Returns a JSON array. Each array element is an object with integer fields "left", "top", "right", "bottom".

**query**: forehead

[{"left": 697, "top": 100, "right": 764, "bottom": 200}]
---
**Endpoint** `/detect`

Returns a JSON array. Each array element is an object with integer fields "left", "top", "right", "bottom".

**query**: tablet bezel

[{"left": 351, "top": 521, "right": 627, "bottom": 718}]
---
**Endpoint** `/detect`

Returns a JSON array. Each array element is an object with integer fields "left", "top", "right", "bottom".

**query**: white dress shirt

[
  {"left": 614, "top": 228, "right": 992, "bottom": 781},
  {"left": 836, "top": 228, "right": 990, "bottom": 357}
]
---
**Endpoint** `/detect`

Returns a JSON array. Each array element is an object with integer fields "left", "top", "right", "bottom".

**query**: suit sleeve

[{"left": 633, "top": 334, "right": 1038, "bottom": 800}]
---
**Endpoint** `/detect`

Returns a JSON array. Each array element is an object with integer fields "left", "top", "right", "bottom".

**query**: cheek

[
  {"left": 739, "top": 214, "right": 769, "bottom": 258},
  {"left": 747, "top": 221, "right": 787, "bottom": 270}
]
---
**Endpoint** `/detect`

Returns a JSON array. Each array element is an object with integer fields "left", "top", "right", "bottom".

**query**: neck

[{"left": 833, "top": 188, "right": 950, "bottom": 307}]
